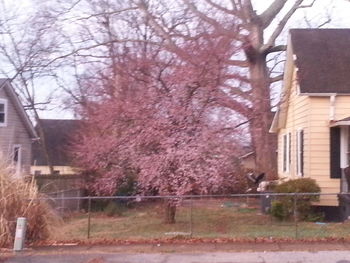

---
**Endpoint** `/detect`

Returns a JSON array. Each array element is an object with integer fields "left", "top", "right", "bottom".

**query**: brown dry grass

[{"left": 0, "top": 159, "right": 58, "bottom": 247}]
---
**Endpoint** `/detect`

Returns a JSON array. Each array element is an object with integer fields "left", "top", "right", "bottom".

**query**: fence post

[
  {"left": 77, "top": 190, "right": 80, "bottom": 211},
  {"left": 293, "top": 193, "right": 298, "bottom": 239},
  {"left": 13, "top": 217, "right": 27, "bottom": 251},
  {"left": 87, "top": 196, "right": 91, "bottom": 239},
  {"left": 190, "top": 197, "right": 193, "bottom": 237},
  {"left": 61, "top": 191, "right": 65, "bottom": 214}
]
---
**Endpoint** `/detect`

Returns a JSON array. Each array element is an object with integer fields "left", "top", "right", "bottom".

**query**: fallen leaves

[{"left": 29, "top": 236, "right": 350, "bottom": 248}]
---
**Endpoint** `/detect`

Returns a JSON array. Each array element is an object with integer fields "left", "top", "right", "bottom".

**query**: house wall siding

[
  {"left": 334, "top": 96, "right": 350, "bottom": 120},
  {"left": 278, "top": 69, "right": 310, "bottom": 179},
  {"left": 309, "top": 97, "right": 336, "bottom": 205},
  {"left": 0, "top": 86, "right": 32, "bottom": 175},
  {"left": 307, "top": 95, "right": 350, "bottom": 206},
  {"left": 278, "top": 80, "right": 350, "bottom": 206}
]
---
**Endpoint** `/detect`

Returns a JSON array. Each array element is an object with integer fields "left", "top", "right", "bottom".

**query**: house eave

[
  {"left": 330, "top": 121, "right": 350, "bottom": 127},
  {"left": 269, "top": 110, "right": 279, "bottom": 133},
  {"left": 269, "top": 35, "right": 295, "bottom": 134}
]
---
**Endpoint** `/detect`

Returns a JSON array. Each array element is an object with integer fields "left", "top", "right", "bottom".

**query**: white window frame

[
  {"left": 282, "top": 133, "right": 291, "bottom": 173},
  {"left": 12, "top": 144, "right": 22, "bottom": 177},
  {"left": 296, "top": 129, "right": 304, "bottom": 177},
  {"left": 0, "top": 98, "right": 7, "bottom": 127}
]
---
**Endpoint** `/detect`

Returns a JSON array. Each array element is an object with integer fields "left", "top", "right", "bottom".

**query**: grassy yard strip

[{"left": 51, "top": 200, "right": 350, "bottom": 241}]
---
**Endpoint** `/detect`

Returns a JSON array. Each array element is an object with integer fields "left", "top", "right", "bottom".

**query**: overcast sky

[{"left": 27, "top": 0, "right": 350, "bottom": 119}]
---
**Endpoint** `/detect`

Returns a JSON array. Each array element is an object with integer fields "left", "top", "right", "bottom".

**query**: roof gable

[
  {"left": 291, "top": 28, "right": 350, "bottom": 94},
  {"left": 32, "top": 119, "right": 81, "bottom": 166},
  {"left": 270, "top": 29, "right": 350, "bottom": 133},
  {"left": 0, "top": 79, "right": 37, "bottom": 138}
]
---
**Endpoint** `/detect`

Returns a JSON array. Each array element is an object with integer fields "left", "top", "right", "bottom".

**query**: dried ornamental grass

[{"left": 0, "top": 160, "right": 57, "bottom": 247}]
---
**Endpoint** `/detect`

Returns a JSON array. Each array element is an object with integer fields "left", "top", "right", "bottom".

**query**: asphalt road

[{"left": 3, "top": 251, "right": 350, "bottom": 263}]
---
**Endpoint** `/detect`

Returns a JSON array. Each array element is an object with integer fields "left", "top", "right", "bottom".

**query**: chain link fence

[{"left": 40, "top": 193, "right": 350, "bottom": 241}]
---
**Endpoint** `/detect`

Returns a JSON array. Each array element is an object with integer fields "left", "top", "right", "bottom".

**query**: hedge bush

[{"left": 270, "top": 178, "right": 321, "bottom": 221}]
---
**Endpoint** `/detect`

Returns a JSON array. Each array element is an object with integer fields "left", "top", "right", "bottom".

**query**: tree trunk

[
  {"left": 164, "top": 200, "right": 176, "bottom": 224},
  {"left": 249, "top": 54, "right": 277, "bottom": 179},
  {"left": 242, "top": 22, "right": 278, "bottom": 180}
]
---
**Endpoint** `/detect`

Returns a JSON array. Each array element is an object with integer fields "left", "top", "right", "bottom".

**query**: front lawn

[{"left": 51, "top": 199, "right": 350, "bottom": 241}]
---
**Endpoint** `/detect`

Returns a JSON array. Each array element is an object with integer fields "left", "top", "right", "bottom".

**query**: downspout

[{"left": 330, "top": 95, "right": 336, "bottom": 121}]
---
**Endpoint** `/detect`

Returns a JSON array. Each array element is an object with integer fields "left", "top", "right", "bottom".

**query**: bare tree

[
  {"left": 131, "top": 0, "right": 324, "bottom": 178},
  {"left": 41, "top": 0, "right": 329, "bottom": 178},
  {"left": 0, "top": 1, "right": 63, "bottom": 174}
]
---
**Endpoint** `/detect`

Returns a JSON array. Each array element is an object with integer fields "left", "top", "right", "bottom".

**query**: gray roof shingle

[
  {"left": 290, "top": 28, "right": 350, "bottom": 94},
  {"left": 32, "top": 119, "right": 81, "bottom": 166}
]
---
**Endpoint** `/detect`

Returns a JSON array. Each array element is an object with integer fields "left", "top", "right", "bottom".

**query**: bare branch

[
  {"left": 259, "top": 0, "right": 288, "bottom": 28},
  {"left": 226, "top": 59, "right": 248, "bottom": 67},
  {"left": 241, "top": 0, "right": 256, "bottom": 23},
  {"left": 299, "top": 0, "right": 316, "bottom": 8},
  {"left": 222, "top": 73, "right": 250, "bottom": 83},
  {"left": 266, "top": 45, "right": 286, "bottom": 54},
  {"left": 182, "top": 0, "right": 235, "bottom": 37},
  {"left": 40, "top": 38, "right": 159, "bottom": 68},
  {"left": 317, "top": 17, "right": 332, "bottom": 28},
  {"left": 221, "top": 84, "right": 251, "bottom": 101},
  {"left": 215, "top": 89, "right": 251, "bottom": 117},
  {"left": 269, "top": 74, "right": 283, "bottom": 83},
  {"left": 75, "top": 7, "right": 138, "bottom": 21},
  {"left": 261, "top": 0, "right": 303, "bottom": 53},
  {"left": 203, "top": 0, "right": 243, "bottom": 18}
]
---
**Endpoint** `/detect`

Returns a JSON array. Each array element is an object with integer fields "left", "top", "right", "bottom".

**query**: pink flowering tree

[{"left": 73, "top": 38, "right": 247, "bottom": 223}]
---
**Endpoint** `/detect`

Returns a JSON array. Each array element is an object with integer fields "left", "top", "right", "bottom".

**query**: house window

[
  {"left": 330, "top": 127, "right": 341, "bottom": 179},
  {"left": 0, "top": 99, "right": 7, "bottom": 126},
  {"left": 12, "top": 145, "right": 22, "bottom": 176},
  {"left": 296, "top": 129, "right": 304, "bottom": 177},
  {"left": 283, "top": 133, "right": 291, "bottom": 173}
]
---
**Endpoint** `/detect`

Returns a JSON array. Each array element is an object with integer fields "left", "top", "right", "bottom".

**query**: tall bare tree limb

[
  {"left": 182, "top": 0, "right": 236, "bottom": 37},
  {"left": 266, "top": 45, "right": 287, "bottom": 54},
  {"left": 260, "top": 0, "right": 289, "bottom": 28},
  {"left": 203, "top": 0, "right": 243, "bottom": 19},
  {"left": 261, "top": 0, "right": 304, "bottom": 53},
  {"left": 269, "top": 74, "right": 284, "bottom": 83}
]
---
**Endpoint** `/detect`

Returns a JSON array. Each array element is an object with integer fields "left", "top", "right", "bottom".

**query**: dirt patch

[
  {"left": 85, "top": 257, "right": 106, "bottom": 263},
  {"left": 29, "top": 236, "right": 350, "bottom": 250}
]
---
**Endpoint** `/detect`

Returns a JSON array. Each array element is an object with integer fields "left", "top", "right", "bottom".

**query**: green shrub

[
  {"left": 270, "top": 178, "right": 321, "bottom": 221},
  {"left": 103, "top": 201, "right": 127, "bottom": 217},
  {"left": 274, "top": 178, "right": 321, "bottom": 194},
  {"left": 270, "top": 200, "right": 287, "bottom": 221},
  {"left": 115, "top": 174, "right": 137, "bottom": 196}
]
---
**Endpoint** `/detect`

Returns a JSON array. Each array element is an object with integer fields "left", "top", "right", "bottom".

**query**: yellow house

[{"left": 270, "top": 29, "right": 350, "bottom": 219}]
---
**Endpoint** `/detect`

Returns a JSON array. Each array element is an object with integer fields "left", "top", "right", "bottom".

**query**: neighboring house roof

[
  {"left": 291, "top": 29, "right": 350, "bottom": 95},
  {"left": 32, "top": 119, "right": 81, "bottom": 166},
  {"left": 0, "top": 79, "right": 37, "bottom": 138},
  {"left": 270, "top": 29, "right": 350, "bottom": 133}
]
